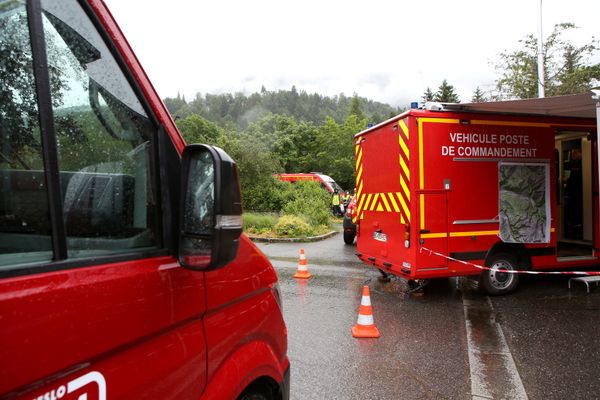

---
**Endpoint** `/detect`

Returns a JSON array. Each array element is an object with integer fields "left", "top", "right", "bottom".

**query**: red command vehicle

[
  {"left": 274, "top": 173, "right": 343, "bottom": 193},
  {"left": 354, "top": 106, "right": 598, "bottom": 294},
  {"left": 0, "top": 1, "right": 289, "bottom": 399}
]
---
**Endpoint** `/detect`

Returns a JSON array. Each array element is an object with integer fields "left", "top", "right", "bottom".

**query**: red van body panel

[
  {"left": 204, "top": 235, "right": 288, "bottom": 390},
  {"left": 0, "top": 256, "right": 208, "bottom": 398},
  {"left": 0, "top": 1, "right": 288, "bottom": 399}
]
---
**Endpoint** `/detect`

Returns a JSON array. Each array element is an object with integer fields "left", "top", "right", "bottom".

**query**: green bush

[
  {"left": 243, "top": 212, "right": 277, "bottom": 233},
  {"left": 243, "top": 178, "right": 295, "bottom": 212},
  {"left": 273, "top": 215, "right": 313, "bottom": 237},
  {"left": 282, "top": 181, "right": 330, "bottom": 226}
]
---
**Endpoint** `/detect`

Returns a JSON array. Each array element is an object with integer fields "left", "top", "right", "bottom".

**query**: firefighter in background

[
  {"left": 342, "top": 191, "right": 351, "bottom": 207},
  {"left": 331, "top": 190, "right": 341, "bottom": 216}
]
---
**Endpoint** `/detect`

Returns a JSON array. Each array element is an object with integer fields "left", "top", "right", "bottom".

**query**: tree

[
  {"left": 349, "top": 94, "right": 365, "bottom": 121},
  {"left": 176, "top": 114, "right": 222, "bottom": 145},
  {"left": 434, "top": 80, "right": 460, "bottom": 103},
  {"left": 1, "top": 9, "right": 74, "bottom": 167},
  {"left": 163, "top": 89, "right": 397, "bottom": 129},
  {"left": 422, "top": 87, "right": 435, "bottom": 102},
  {"left": 313, "top": 114, "right": 366, "bottom": 190},
  {"left": 471, "top": 87, "right": 487, "bottom": 103},
  {"left": 242, "top": 114, "right": 318, "bottom": 173},
  {"left": 494, "top": 23, "right": 600, "bottom": 99},
  {"left": 217, "top": 132, "right": 282, "bottom": 212},
  {"left": 163, "top": 92, "right": 187, "bottom": 116}
]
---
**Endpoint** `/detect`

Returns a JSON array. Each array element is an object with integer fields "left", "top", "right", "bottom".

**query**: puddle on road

[{"left": 269, "top": 255, "right": 354, "bottom": 267}]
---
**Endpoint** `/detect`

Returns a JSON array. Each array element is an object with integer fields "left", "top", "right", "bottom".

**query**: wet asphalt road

[{"left": 256, "top": 233, "right": 600, "bottom": 400}]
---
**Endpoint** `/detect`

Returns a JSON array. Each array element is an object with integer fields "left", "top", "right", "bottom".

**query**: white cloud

[{"left": 105, "top": 0, "right": 600, "bottom": 107}]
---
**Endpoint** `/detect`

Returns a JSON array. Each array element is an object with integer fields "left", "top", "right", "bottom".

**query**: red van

[
  {"left": 0, "top": 1, "right": 289, "bottom": 399},
  {"left": 273, "top": 173, "right": 343, "bottom": 194}
]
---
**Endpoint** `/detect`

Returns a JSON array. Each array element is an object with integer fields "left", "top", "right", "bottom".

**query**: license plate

[{"left": 373, "top": 231, "right": 387, "bottom": 242}]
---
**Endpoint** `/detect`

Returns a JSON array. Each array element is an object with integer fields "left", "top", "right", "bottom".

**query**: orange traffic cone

[
  {"left": 352, "top": 285, "right": 381, "bottom": 338},
  {"left": 293, "top": 248, "right": 312, "bottom": 279}
]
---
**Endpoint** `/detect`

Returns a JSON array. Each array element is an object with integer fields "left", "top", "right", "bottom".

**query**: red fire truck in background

[
  {"left": 354, "top": 106, "right": 598, "bottom": 295},
  {"left": 0, "top": 1, "right": 289, "bottom": 399},
  {"left": 274, "top": 173, "right": 343, "bottom": 193}
]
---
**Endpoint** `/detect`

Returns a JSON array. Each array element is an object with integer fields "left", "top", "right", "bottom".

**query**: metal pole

[{"left": 537, "top": 0, "right": 545, "bottom": 98}]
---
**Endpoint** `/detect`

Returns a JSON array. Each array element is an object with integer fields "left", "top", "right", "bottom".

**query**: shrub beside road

[{"left": 243, "top": 180, "right": 336, "bottom": 239}]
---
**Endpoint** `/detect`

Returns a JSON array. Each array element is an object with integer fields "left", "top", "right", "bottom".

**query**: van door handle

[{"left": 419, "top": 229, "right": 430, "bottom": 234}]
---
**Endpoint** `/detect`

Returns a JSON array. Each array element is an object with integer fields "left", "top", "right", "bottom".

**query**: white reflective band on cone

[
  {"left": 216, "top": 215, "right": 243, "bottom": 229},
  {"left": 360, "top": 296, "right": 371, "bottom": 306},
  {"left": 357, "top": 314, "right": 374, "bottom": 325}
]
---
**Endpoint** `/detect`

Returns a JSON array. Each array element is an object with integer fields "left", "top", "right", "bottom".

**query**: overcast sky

[{"left": 104, "top": 0, "right": 599, "bottom": 108}]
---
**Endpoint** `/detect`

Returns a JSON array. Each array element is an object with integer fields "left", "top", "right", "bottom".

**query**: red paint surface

[
  {"left": 1, "top": 1, "right": 288, "bottom": 398},
  {"left": 356, "top": 110, "right": 599, "bottom": 279}
]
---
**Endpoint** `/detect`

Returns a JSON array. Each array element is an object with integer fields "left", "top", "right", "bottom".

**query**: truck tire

[
  {"left": 343, "top": 232, "right": 355, "bottom": 244},
  {"left": 480, "top": 253, "right": 520, "bottom": 295}
]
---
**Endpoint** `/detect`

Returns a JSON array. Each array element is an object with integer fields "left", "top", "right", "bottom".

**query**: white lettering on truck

[
  {"left": 34, "top": 371, "right": 106, "bottom": 400},
  {"left": 442, "top": 132, "right": 536, "bottom": 159}
]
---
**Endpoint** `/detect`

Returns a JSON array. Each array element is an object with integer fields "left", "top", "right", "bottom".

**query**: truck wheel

[
  {"left": 480, "top": 253, "right": 520, "bottom": 295},
  {"left": 343, "top": 232, "right": 355, "bottom": 244}
]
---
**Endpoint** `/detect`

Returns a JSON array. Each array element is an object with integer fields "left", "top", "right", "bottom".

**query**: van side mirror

[{"left": 179, "top": 144, "right": 243, "bottom": 270}]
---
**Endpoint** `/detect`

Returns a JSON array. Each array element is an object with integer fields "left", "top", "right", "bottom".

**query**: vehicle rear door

[{"left": 417, "top": 190, "right": 449, "bottom": 274}]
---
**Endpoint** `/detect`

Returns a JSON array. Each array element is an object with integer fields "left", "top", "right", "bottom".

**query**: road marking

[{"left": 463, "top": 295, "right": 528, "bottom": 399}]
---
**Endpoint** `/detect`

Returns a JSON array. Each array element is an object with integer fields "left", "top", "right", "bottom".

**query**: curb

[{"left": 248, "top": 230, "right": 339, "bottom": 243}]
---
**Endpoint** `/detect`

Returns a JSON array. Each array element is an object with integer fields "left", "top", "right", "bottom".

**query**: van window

[
  {"left": 0, "top": 0, "right": 160, "bottom": 269},
  {"left": 41, "top": 0, "right": 159, "bottom": 258},
  {"left": 0, "top": 2, "right": 53, "bottom": 266}
]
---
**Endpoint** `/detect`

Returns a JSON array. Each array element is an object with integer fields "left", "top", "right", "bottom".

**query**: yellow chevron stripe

[
  {"left": 397, "top": 192, "right": 410, "bottom": 221},
  {"left": 380, "top": 193, "right": 392, "bottom": 212},
  {"left": 387, "top": 192, "right": 400, "bottom": 213},
  {"left": 376, "top": 203, "right": 384, "bottom": 212},
  {"left": 400, "top": 176, "right": 410, "bottom": 200},
  {"left": 363, "top": 193, "right": 373, "bottom": 214},
  {"left": 356, "top": 148, "right": 362, "bottom": 170},
  {"left": 399, "top": 119, "right": 409, "bottom": 139},
  {"left": 399, "top": 135, "right": 409, "bottom": 160},
  {"left": 399, "top": 154, "right": 410, "bottom": 180},
  {"left": 396, "top": 194, "right": 406, "bottom": 221},
  {"left": 357, "top": 193, "right": 366, "bottom": 216},
  {"left": 370, "top": 193, "right": 380, "bottom": 211},
  {"left": 356, "top": 164, "right": 363, "bottom": 184},
  {"left": 357, "top": 181, "right": 363, "bottom": 199}
]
